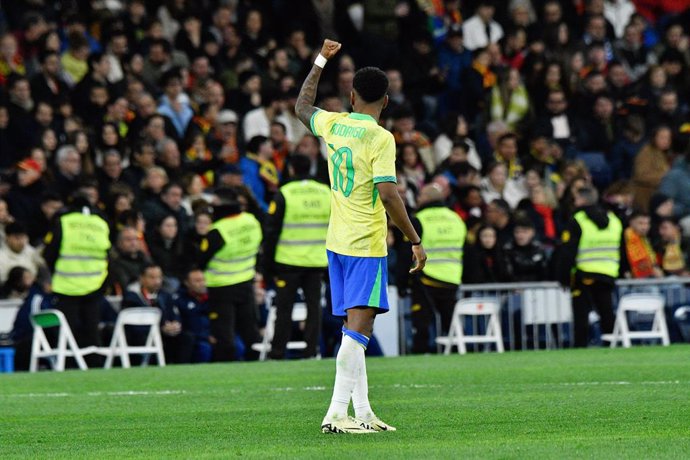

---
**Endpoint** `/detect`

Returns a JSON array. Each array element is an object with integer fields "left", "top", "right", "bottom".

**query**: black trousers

[
  {"left": 54, "top": 291, "right": 103, "bottom": 367},
  {"left": 208, "top": 281, "right": 261, "bottom": 361},
  {"left": 411, "top": 277, "right": 458, "bottom": 354},
  {"left": 270, "top": 269, "right": 324, "bottom": 359},
  {"left": 572, "top": 277, "right": 615, "bottom": 347}
]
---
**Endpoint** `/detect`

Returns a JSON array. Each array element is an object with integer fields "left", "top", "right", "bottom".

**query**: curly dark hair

[{"left": 353, "top": 67, "right": 389, "bottom": 103}]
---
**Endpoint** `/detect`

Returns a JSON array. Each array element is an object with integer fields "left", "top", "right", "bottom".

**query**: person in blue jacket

[
  {"left": 121, "top": 263, "right": 193, "bottom": 364},
  {"left": 173, "top": 268, "right": 213, "bottom": 363}
]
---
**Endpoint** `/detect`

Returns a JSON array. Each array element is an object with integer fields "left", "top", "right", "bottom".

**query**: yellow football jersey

[{"left": 310, "top": 110, "right": 396, "bottom": 257}]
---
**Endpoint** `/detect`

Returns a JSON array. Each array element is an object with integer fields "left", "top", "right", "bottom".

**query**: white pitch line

[
  {"left": 271, "top": 383, "right": 444, "bottom": 392},
  {"left": 560, "top": 380, "right": 681, "bottom": 386},
  {"left": 3, "top": 390, "right": 187, "bottom": 399},
  {"left": 6, "top": 392, "right": 71, "bottom": 398}
]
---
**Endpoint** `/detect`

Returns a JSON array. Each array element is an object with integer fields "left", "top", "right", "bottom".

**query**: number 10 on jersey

[{"left": 329, "top": 143, "right": 354, "bottom": 198}]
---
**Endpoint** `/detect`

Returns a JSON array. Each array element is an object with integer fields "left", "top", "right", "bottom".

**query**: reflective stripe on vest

[
  {"left": 574, "top": 210, "right": 622, "bottom": 278},
  {"left": 205, "top": 212, "right": 262, "bottom": 287},
  {"left": 52, "top": 212, "right": 111, "bottom": 296},
  {"left": 416, "top": 206, "right": 467, "bottom": 285},
  {"left": 275, "top": 180, "right": 331, "bottom": 268}
]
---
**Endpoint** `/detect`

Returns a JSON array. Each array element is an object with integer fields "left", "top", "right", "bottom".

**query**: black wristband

[{"left": 411, "top": 240, "right": 422, "bottom": 246}]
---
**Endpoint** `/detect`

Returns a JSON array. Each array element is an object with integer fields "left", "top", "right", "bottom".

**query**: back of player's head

[{"left": 353, "top": 67, "right": 389, "bottom": 103}]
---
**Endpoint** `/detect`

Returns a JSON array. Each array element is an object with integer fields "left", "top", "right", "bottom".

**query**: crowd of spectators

[{"left": 1, "top": 1, "right": 690, "bottom": 359}]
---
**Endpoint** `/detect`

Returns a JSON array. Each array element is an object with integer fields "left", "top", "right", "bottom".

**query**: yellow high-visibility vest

[
  {"left": 205, "top": 212, "right": 262, "bottom": 287},
  {"left": 52, "top": 212, "right": 110, "bottom": 296},
  {"left": 416, "top": 206, "right": 467, "bottom": 285},
  {"left": 574, "top": 210, "right": 622, "bottom": 278},
  {"left": 275, "top": 180, "right": 331, "bottom": 267}
]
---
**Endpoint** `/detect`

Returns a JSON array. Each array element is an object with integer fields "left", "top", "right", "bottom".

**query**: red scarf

[
  {"left": 624, "top": 228, "right": 656, "bottom": 278},
  {"left": 533, "top": 204, "right": 556, "bottom": 240}
]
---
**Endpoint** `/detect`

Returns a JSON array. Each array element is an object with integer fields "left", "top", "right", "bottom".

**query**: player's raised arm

[{"left": 295, "top": 39, "right": 342, "bottom": 129}]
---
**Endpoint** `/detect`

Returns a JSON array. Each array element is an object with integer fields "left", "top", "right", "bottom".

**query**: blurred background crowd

[{"left": 1, "top": 0, "right": 690, "bottom": 362}]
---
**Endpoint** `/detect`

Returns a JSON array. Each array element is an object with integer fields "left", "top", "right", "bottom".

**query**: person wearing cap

[
  {"left": 262, "top": 153, "right": 331, "bottom": 359},
  {"left": 6, "top": 158, "right": 46, "bottom": 227},
  {"left": 407, "top": 184, "right": 467, "bottom": 354},
  {"left": 196, "top": 188, "right": 263, "bottom": 361},
  {"left": 208, "top": 109, "right": 240, "bottom": 164},
  {"left": 42, "top": 193, "right": 111, "bottom": 360},
  {"left": 500, "top": 212, "right": 549, "bottom": 283},
  {"left": 554, "top": 186, "right": 623, "bottom": 347},
  {"left": 0, "top": 221, "right": 48, "bottom": 286}
]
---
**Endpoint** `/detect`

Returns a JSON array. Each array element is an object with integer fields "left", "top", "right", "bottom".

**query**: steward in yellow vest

[
  {"left": 554, "top": 186, "right": 623, "bottom": 348},
  {"left": 409, "top": 185, "right": 467, "bottom": 354},
  {"left": 262, "top": 154, "right": 330, "bottom": 359},
  {"left": 42, "top": 194, "right": 111, "bottom": 357},
  {"left": 196, "top": 188, "right": 263, "bottom": 361}
]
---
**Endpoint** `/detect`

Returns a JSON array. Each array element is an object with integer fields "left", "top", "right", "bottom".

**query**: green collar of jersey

[{"left": 348, "top": 112, "right": 377, "bottom": 123}]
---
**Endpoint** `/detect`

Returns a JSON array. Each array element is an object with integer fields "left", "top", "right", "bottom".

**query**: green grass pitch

[{"left": 2, "top": 346, "right": 689, "bottom": 459}]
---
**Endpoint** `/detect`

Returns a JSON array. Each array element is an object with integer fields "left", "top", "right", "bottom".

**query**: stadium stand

[{"left": 1, "top": 1, "right": 690, "bottom": 369}]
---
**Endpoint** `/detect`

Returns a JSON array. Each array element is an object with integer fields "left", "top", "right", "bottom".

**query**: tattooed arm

[{"left": 295, "top": 39, "right": 342, "bottom": 129}]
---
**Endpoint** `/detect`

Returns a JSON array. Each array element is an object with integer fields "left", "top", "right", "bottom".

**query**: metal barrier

[
  {"left": 459, "top": 282, "right": 573, "bottom": 351},
  {"left": 614, "top": 277, "right": 690, "bottom": 344},
  {"left": 615, "top": 276, "right": 690, "bottom": 301}
]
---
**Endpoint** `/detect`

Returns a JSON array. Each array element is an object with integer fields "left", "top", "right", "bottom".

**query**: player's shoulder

[
  {"left": 315, "top": 109, "right": 349, "bottom": 122},
  {"left": 311, "top": 109, "right": 347, "bottom": 135},
  {"left": 368, "top": 123, "right": 394, "bottom": 144}
]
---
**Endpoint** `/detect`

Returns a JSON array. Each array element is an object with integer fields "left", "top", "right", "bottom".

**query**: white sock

[
  {"left": 352, "top": 352, "right": 375, "bottom": 421},
  {"left": 325, "top": 335, "right": 362, "bottom": 420}
]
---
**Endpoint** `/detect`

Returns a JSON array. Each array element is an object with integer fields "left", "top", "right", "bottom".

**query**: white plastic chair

[
  {"left": 522, "top": 288, "right": 573, "bottom": 349},
  {"left": 436, "top": 298, "right": 504, "bottom": 354},
  {"left": 601, "top": 293, "right": 670, "bottom": 348},
  {"left": 252, "top": 290, "right": 308, "bottom": 361},
  {"left": 30, "top": 309, "right": 89, "bottom": 372},
  {"left": 104, "top": 307, "right": 166, "bottom": 369}
]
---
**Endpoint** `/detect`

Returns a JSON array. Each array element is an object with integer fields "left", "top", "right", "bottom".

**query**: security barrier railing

[{"left": 458, "top": 282, "right": 573, "bottom": 351}]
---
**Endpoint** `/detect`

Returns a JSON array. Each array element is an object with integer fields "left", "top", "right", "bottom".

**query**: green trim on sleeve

[
  {"left": 373, "top": 176, "right": 397, "bottom": 184},
  {"left": 309, "top": 109, "right": 321, "bottom": 137}
]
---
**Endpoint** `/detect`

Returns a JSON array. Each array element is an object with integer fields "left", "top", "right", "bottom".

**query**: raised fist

[{"left": 320, "top": 39, "right": 342, "bottom": 59}]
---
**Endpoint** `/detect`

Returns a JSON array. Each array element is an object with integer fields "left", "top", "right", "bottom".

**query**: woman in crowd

[
  {"left": 147, "top": 214, "right": 185, "bottom": 293},
  {"left": 632, "top": 125, "right": 673, "bottom": 212},
  {"left": 463, "top": 224, "right": 503, "bottom": 284}
]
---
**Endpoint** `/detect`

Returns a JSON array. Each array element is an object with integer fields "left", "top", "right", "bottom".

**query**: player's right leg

[
  {"left": 322, "top": 252, "right": 375, "bottom": 433},
  {"left": 346, "top": 308, "right": 396, "bottom": 432}
]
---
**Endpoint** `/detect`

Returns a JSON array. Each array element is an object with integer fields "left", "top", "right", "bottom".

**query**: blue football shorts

[{"left": 327, "top": 250, "right": 389, "bottom": 317}]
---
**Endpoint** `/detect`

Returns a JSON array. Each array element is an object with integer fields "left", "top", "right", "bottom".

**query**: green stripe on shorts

[{"left": 367, "top": 260, "right": 383, "bottom": 307}]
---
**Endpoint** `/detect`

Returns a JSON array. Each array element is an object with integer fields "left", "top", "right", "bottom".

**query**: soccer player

[{"left": 295, "top": 39, "right": 427, "bottom": 434}]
